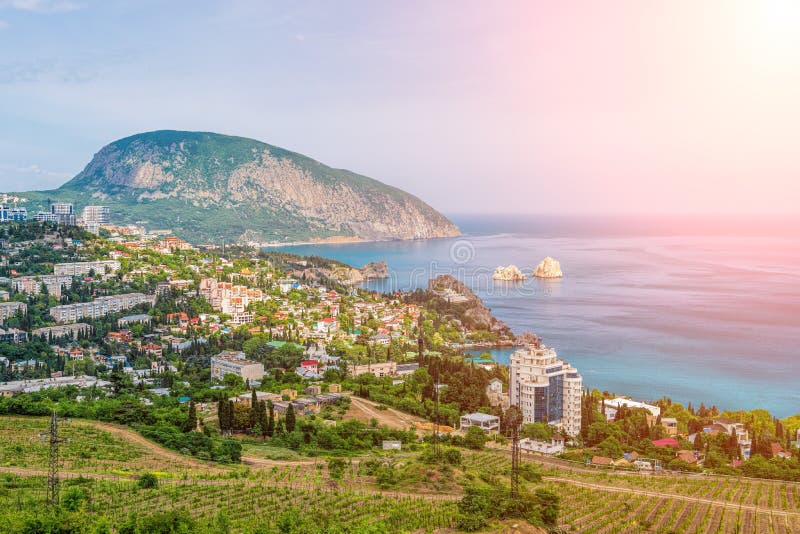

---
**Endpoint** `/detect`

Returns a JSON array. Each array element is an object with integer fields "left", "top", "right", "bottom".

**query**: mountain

[{"left": 13, "top": 130, "right": 460, "bottom": 244}]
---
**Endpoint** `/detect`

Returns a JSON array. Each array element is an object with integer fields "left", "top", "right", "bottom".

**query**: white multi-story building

[
  {"left": 33, "top": 212, "right": 58, "bottom": 223},
  {"left": 49, "top": 293, "right": 155, "bottom": 323},
  {"left": 509, "top": 344, "right": 582, "bottom": 438},
  {"left": 50, "top": 202, "right": 75, "bottom": 225},
  {"left": 210, "top": 351, "right": 264, "bottom": 382},
  {"left": 11, "top": 275, "right": 74, "bottom": 298},
  {"left": 54, "top": 260, "right": 121, "bottom": 277},
  {"left": 81, "top": 205, "right": 110, "bottom": 225},
  {"left": 198, "top": 278, "right": 264, "bottom": 317}
]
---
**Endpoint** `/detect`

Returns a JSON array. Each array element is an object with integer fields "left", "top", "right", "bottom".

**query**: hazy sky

[{"left": 1, "top": 0, "right": 799, "bottom": 215}]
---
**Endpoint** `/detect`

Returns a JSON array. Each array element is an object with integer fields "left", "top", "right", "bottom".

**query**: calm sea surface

[{"left": 274, "top": 215, "right": 800, "bottom": 417}]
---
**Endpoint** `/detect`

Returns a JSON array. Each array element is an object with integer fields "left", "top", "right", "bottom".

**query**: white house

[
  {"left": 520, "top": 434, "right": 565, "bottom": 455},
  {"left": 459, "top": 412, "right": 500, "bottom": 432}
]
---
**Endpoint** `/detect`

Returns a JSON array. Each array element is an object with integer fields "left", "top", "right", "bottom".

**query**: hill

[{"left": 12, "top": 130, "right": 460, "bottom": 244}]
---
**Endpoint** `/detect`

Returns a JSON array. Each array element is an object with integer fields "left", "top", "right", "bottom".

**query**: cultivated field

[{"left": 3, "top": 416, "right": 799, "bottom": 532}]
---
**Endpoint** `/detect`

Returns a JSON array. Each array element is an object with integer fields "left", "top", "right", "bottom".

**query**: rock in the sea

[
  {"left": 532, "top": 257, "right": 563, "bottom": 278},
  {"left": 492, "top": 265, "right": 526, "bottom": 281},
  {"left": 361, "top": 261, "right": 388, "bottom": 280}
]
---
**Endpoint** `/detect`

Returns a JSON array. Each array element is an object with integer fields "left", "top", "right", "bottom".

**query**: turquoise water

[{"left": 275, "top": 215, "right": 800, "bottom": 417}]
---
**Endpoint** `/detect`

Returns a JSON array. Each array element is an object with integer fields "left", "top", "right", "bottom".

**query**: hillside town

[{"left": 1, "top": 212, "right": 799, "bottom": 493}]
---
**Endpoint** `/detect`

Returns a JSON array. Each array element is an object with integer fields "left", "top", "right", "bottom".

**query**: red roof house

[{"left": 652, "top": 437, "right": 680, "bottom": 448}]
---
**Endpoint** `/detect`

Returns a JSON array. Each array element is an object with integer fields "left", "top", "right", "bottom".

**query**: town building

[
  {"left": 54, "top": 260, "right": 121, "bottom": 277},
  {"left": 0, "top": 301, "right": 26, "bottom": 321},
  {"left": 33, "top": 212, "right": 58, "bottom": 223},
  {"left": 31, "top": 323, "right": 91, "bottom": 340},
  {"left": 509, "top": 344, "right": 582, "bottom": 438},
  {"left": 661, "top": 417, "right": 679, "bottom": 436},
  {"left": 81, "top": 205, "right": 110, "bottom": 225},
  {"left": 210, "top": 351, "right": 265, "bottom": 382},
  {"left": 713, "top": 418, "right": 752, "bottom": 459},
  {"left": 0, "top": 375, "right": 109, "bottom": 397},
  {"left": 520, "top": 434, "right": 566, "bottom": 455},
  {"left": 11, "top": 275, "right": 73, "bottom": 298},
  {"left": 117, "top": 313, "right": 151, "bottom": 327},
  {"left": 50, "top": 202, "right": 76, "bottom": 225},
  {"left": 602, "top": 397, "right": 661, "bottom": 421},
  {"left": 49, "top": 293, "right": 155, "bottom": 323},
  {"left": 486, "top": 378, "right": 508, "bottom": 409},
  {"left": 0, "top": 327, "right": 27, "bottom": 344},
  {"left": 459, "top": 412, "right": 500, "bottom": 432},
  {"left": 0, "top": 205, "right": 27, "bottom": 222},
  {"left": 349, "top": 361, "right": 397, "bottom": 378}
]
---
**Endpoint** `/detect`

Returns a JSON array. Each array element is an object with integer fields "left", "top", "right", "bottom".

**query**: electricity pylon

[{"left": 38, "top": 410, "right": 68, "bottom": 507}]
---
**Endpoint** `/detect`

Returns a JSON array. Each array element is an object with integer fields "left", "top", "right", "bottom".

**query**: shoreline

[{"left": 257, "top": 233, "right": 463, "bottom": 249}]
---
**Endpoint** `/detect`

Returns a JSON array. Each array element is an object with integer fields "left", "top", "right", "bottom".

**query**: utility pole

[{"left": 39, "top": 410, "right": 68, "bottom": 507}]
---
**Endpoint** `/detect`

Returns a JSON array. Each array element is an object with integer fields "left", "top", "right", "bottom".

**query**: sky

[{"left": 1, "top": 0, "right": 799, "bottom": 215}]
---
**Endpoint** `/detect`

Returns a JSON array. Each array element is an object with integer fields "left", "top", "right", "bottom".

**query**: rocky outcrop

[
  {"left": 297, "top": 260, "right": 389, "bottom": 286},
  {"left": 427, "top": 274, "right": 510, "bottom": 333},
  {"left": 25, "top": 130, "right": 460, "bottom": 244},
  {"left": 532, "top": 257, "right": 563, "bottom": 278},
  {"left": 361, "top": 261, "right": 388, "bottom": 280},
  {"left": 492, "top": 265, "right": 525, "bottom": 281}
]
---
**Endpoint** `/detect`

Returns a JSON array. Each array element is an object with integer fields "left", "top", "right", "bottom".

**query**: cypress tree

[
  {"left": 218, "top": 399, "right": 229, "bottom": 434},
  {"left": 185, "top": 400, "right": 197, "bottom": 432},
  {"left": 285, "top": 403, "right": 296, "bottom": 433},
  {"left": 693, "top": 432, "right": 703, "bottom": 451},
  {"left": 267, "top": 400, "right": 275, "bottom": 437},
  {"left": 250, "top": 389, "right": 259, "bottom": 431},
  {"left": 228, "top": 400, "right": 236, "bottom": 432},
  {"left": 259, "top": 401, "right": 268, "bottom": 441}
]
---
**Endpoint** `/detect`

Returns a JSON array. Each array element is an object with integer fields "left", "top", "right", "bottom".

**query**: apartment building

[
  {"left": 50, "top": 202, "right": 76, "bottom": 225},
  {"left": 81, "top": 205, "right": 110, "bottom": 225},
  {"left": 11, "top": 275, "right": 73, "bottom": 298},
  {"left": 0, "top": 205, "right": 27, "bottom": 222},
  {"left": 210, "top": 351, "right": 265, "bottom": 382},
  {"left": 199, "top": 278, "right": 264, "bottom": 316},
  {"left": 49, "top": 293, "right": 155, "bottom": 323},
  {"left": 509, "top": 344, "right": 582, "bottom": 438},
  {"left": 54, "top": 260, "right": 121, "bottom": 277},
  {"left": 0, "top": 301, "right": 26, "bottom": 322}
]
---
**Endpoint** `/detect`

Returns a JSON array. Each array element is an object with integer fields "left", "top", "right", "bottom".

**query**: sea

[{"left": 274, "top": 214, "right": 800, "bottom": 417}]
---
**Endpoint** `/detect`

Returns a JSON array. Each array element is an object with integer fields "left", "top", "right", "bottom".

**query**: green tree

[
  {"left": 266, "top": 400, "right": 275, "bottom": 437},
  {"left": 285, "top": 403, "right": 296, "bottom": 433},
  {"left": 184, "top": 400, "right": 197, "bottom": 433}
]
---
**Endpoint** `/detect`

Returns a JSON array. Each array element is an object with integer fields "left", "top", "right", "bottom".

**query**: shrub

[
  {"left": 464, "top": 426, "right": 487, "bottom": 450},
  {"left": 138, "top": 473, "right": 158, "bottom": 489},
  {"left": 61, "top": 486, "right": 86, "bottom": 512}
]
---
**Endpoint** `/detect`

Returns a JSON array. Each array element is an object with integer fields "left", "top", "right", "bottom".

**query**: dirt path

[
  {"left": 345, "top": 395, "right": 426, "bottom": 429},
  {"left": 89, "top": 421, "right": 223, "bottom": 471}
]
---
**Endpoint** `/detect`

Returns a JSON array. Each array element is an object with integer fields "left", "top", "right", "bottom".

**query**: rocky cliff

[
  {"left": 15, "top": 131, "right": 460, "bottom": 244},
  {"left": 426, "top": 274, "right": 510, "bottom": 333}
]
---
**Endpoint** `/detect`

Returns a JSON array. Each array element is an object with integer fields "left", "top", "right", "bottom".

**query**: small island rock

[
  {"left": 532, "top": 257, "right": 563, "bottom": 278},
  {"left": 492, "top": 265, "right": 526, "bottom": 281}
]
